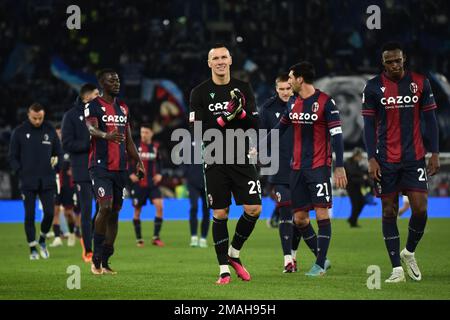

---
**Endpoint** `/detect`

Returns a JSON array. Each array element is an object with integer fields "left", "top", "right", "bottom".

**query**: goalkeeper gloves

[{"left": 216, "top": 88, "right": 247, "bottom": 127}]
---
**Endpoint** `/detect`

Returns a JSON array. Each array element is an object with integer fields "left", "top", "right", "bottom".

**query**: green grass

[{"left": 0, "top": 219, "right": 449, "bottom": 300}]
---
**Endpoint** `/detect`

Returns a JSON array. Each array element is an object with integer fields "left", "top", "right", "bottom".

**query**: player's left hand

[
  {"left": 136, "top": 161, "right": 146, "bottom": 180},
  {"left": 427, "top": 153, "right": 440, "bottom": 176},
  {"left": 333, "top": 167, "right": 347, "bottom": 189},
  {"left": 50, "top": 156, "right": 58, "bottom": 168},
  {"left": 153, "top": 174, "right": 162, "bottom": 184}
]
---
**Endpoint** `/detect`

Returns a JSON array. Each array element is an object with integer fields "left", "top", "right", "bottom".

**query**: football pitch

[{"left": 1, "top": 219, "right": 449, "bottom": 300}]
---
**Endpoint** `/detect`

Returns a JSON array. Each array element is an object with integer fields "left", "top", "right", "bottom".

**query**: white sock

[
  {"left": 220, "top": 265, "right": 230, "bottom": 275},
  {"left": 291, "top": 250, "right": 297, "bottom": 260},
  {"left": 393, "top": 266, "right": 404, "bottom": 272},
  {"left": 228, "top": 246, "right": 240, "bottom": 258},
  {"left": 284, "top": 255, "right": 293, "bottom": 266}
]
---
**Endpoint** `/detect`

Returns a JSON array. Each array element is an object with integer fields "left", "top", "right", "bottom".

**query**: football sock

[
  {"left": 219, "top": 264, "right": 231, "bottom": 277},
  {"left": 291, "top": 224, "right": 302, "bottom": 251},
  {"left": 228, "top": 245, "right": 240, "bottom": 258},
  {"left": 299, "top": 222, "right": 318, "bottom": 256},
  {"left": 68, "top": 222, "right": 75, "bottom": 233},
  {"left": 278, "top": 206, "right": 293, "bottom": 256},
  {"left": 201, "top": 209, "right": 210, "bottom": 239},
  {"left": 284, "top": 255, "right": 293, "bottom": 266},
  {"left": 316, "top": 219, "right": 331, "bottom": 269},
  {"left": 189, "top": 210, "right": 198, "bottom": 237},
  {"left": 382, "top": 216, "right": 401, "bottom": 268},
  {"left": 101, "top": 244, "right": 114, "bottom": 267},
  {"left": 406, "top": 213, "right": 427, "bottom": 253},
  {"left": 38, "top": 232, "right": 46, "bottom": 245},
  {"left": 231, "top": 212, "right": 258, "bottom": 251},
  {"left": 53, "top": 224, "right": 61, "bottom": 237},
  {"left": 212, "top": 217, "right": 229, "bottom": 265},
  {"left": 154, "top": 217, "right": 163, "bottom": 238},
  {"left": 133, "top": 219, "right": 142, "bottom": 240},
  {"left": 93, "top": 233, "right": 105, "bottom": 259}
]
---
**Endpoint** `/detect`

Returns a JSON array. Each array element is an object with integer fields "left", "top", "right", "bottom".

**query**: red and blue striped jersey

[
  {"left": 362, "top": 71, "right": 437, "bottom": 163},
  {"left": 132, "top": 141, "right": 161, "bottom": 188},
  {"left": 280, "top": 89, "right": 342, "bottom": 170},
  {"left": 84, "top": 96, "right": 130, "bottom": 171}
]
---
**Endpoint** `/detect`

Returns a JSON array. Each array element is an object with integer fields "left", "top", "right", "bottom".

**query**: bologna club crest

[
  {"left": 410, "top": 82, "right": 418, "bottom": 94},
  {"left": 312, "top": 102, "right": 320, "bottom": 113}
]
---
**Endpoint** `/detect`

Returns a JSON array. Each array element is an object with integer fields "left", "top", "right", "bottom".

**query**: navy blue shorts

[
  {"left": 272, "top": 184, "right": 291, "bottom": 208},
  {"left": 89, "top": 167, "right": 128, "bottom": 209},
  {"left": 55, "top": 186, "right": 76, "bottom": 209},
  {"left": 290, "top": 166, "right": 332, "bottom": 212},
  {"left": 374, "top": 158, "right": 428, "bottom": 197},
  {"left": 130, "top": 185, "right": 162, "bottom": 207}
]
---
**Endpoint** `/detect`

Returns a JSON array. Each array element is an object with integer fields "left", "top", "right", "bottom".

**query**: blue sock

[
  {"left": 93, "top": 233, "right": 105, "bottom": 259},
  {"left": 382, "top": 216, "right": 401, "bottom": 267},
  {"left": 406, "top": 214, "right": 427, "bottom": 253},
  {"left": 299, "top": 222, "right": 318, "bottom": 257},
  {"left": 278, "top": 206, "right": 293, "bottom": 256},
  {"left": 316, "top": 219, "right": 331, "bottom": 269}
]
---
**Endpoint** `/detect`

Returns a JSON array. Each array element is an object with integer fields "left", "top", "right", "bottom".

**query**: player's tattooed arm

[
  {"left": 125, "top": 125, "right": 145, "bottom": 178},
  {"left": 85, "top": 118, "right": 125, "bottom": 144}
]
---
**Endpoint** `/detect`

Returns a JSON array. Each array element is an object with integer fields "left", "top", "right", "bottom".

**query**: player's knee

[
  {"left": 382, "top": 205, "right": 397, "bottom": 218},
  {"left": 244, "top": 204, "right": 261, "bottom": 217},
  {"left": 213, "top": 209, "right": 229, "bottom": 220},
  {"left": 294, "top": 213, "right": 310, "bottom": 228},
  {"left": 412, "top": 206, "right": 427, "bottom": 218}
]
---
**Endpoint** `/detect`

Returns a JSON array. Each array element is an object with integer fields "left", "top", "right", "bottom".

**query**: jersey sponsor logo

[
  {"left": 380, "top": 95, "right": 419, "bottom": 106},
  {"left": 289, "top": 112, "right": 319, "bottom": 121},
  {"left": 139, "top": 151, "right": 157, "bottom": 160},
  {"left": 312, "top": 102, "right": 319, "bottom": 113},
  {"left": 101, "top": 114, "right": 128, "bottom": 124},
  {"left": 410, "top": 82, "right": 418, "bottom": 94},
  {"left": 208, "top": 101, "right": 229, "bottom": 112}
]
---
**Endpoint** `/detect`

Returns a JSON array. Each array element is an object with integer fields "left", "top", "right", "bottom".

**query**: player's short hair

[
  {"left": 96, "top": 68, "right": 117, "bottom": 81},
  {"left": 211, "top": 43, "right": 229, "bottom": 50},
  {"left": 381, "top": 41, "right": 404, "bottom": 54},
  {"left": 80, "top": 83, "right": 97, "bottom": 97},
  {"left": 28, "top": 102, "right": 44, "bottom": 113},
  {"left": 289, "top": 62, "right": 315, "bottom": 84},
  {"left": 275, "top": 73, "right": 290, "bottom": 85},
  {"left": 208, "top": 43, "right": 231, "bottom": 58},
  {"left": 140, "top": 123, "right": 153, "bottom": 130}
]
